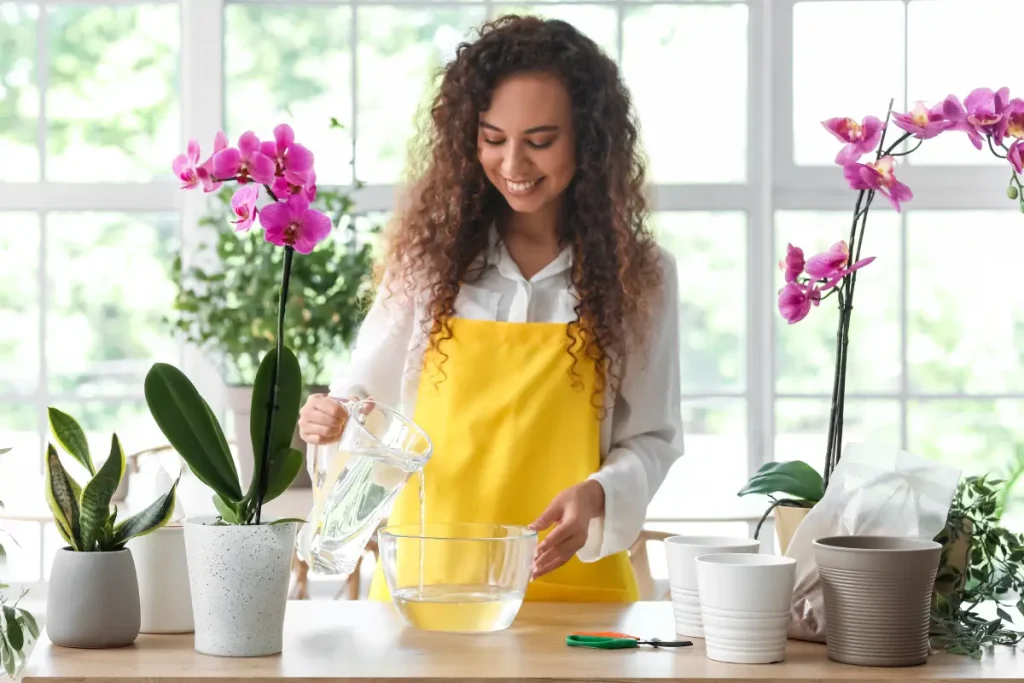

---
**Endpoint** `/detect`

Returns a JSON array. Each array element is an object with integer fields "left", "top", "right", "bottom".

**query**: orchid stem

[
  {"left": 889, "top": 139, "right": 923, "bottom": 157},
  {"left": 254, "top": 244, "right": 294, "bottom": 525}
]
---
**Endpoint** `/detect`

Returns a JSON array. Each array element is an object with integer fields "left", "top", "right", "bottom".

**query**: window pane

[
  {"left": 224, "top": 5, "right": 353, "bottom": 185},
  {"left": 0, "top": 401, "right": 41, "bottom": 508},
  {"left": 46, "top": 213, "right": 179, "bottom": 396},
  {"left": 907, "top": 211, "right": 1024, "bottom": 394},
  {"left": 46, "top": 4, "right": 179, "bottom": 182},
  {"left": 653, "top": 211, "right": 746, "bottom": 394},
  {"left": 0, "top": 213, "right": 39, "bottom": 395},
  {"left": 775, "top": 399, "right": 901, "bottom": 476},
  {"left": 0, "top": 3, "right": 39, "bottom": 181},
  {"left": 908, "top": 400, "right": 1024, "bottom": 532},
  {"left": 493, "top": 5, "right": 617, "bottom": 59},
  {"left": 356, "top": 7, "right": 487, "bottom": 184},
  {"left": 906, "top": 0, "right": 1018, "bottom": 166},
  {"left": 793, "top": 1, "right": 904, "bottom": 166},
  {"left": 622, "top": 4, "right": 747, "bottom": 183},
  {"left": 775, "top": 211, "right": 901, "bottom": 394},
  {"left": 648, "top": 399, "right": 747, "bottom": 517}
]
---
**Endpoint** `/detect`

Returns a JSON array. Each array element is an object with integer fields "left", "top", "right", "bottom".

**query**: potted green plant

[
  {"left": 43, "top": 407, "right": 180, "bottom": 649},
  {"left": 0, "top": 446, "right": 39, "bottom": 678},
  {"left": 165, "top": 118, "right": 375, "bottom": 491},
  {"left": 740, "top": 88, "right": 1024, "bottom": 553},
  {"left": 146, "top": 122, "right": 332, "bottom": 657},
  {"left": 931, "top": 473, "right": 1024, "bottom": 659}
]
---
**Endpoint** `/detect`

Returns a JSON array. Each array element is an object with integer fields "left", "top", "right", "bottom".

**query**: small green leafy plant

[
  {"left": 931, "top": 474, "right": 1024, "bottom": 659},
  {"left": 0, "top": 446, "right": 39, "bottom": 679},
  {"left": 737, "top": 460, "right": 824, "bottom": 538},
  {"left": 144, "top": 347, "right": 305, "bottom": 526},
  {"left": 45, "top": 407, "right": 180, "bottom": 551}
]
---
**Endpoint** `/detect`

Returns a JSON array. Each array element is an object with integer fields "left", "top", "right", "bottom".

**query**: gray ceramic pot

[
  {"left": 184, "top": 516, "right": 299, "bottom": 657},
  {"left": 46, "top": 548, "right": 141, "bottom": 649},
  {"left": 813, "top": 535, "right": 942, "bottom": 667}
]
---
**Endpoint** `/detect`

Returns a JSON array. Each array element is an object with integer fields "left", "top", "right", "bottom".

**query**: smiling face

[{"left": 477, "top": 71, "right": 577, "bottom": 216}]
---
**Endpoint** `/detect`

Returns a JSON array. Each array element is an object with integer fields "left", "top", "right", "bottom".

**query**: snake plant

[{"left": 45, "top": 407, "right": 180, "bottom": 552}]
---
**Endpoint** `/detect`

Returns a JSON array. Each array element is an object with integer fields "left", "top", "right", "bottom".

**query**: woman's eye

[
  {"left": 483, "top": 138, "right": 505, "bottom": 146},
  {"left": 528, "top": 140, "right": 554, "bottom": 150}
]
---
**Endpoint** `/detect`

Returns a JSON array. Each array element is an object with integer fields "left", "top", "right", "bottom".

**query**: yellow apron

[{"left": 367, "top": 317, "right": 639, "bottom": 603}]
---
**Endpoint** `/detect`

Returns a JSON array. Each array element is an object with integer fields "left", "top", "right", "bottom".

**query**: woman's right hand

[{"left": 298, "top": 394, "right": 358, "bottom": 444}]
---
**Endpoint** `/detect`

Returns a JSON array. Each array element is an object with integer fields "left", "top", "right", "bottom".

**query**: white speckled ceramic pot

[{"left": 183, "top": 516, "right": 299, "bottom": 657}]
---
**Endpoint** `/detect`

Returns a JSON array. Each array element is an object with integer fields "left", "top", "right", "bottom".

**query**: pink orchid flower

[
  {"left": 804, "top": 240, "right": 876, "bottom": 285},
  {"left": 1009, "top": 139, "right": 1023, "bottom": 174},
  {"left": 778, "top": 243, "right": 805, "bottom": 283},
  {"left": 843, "top": 156, "right": 914, "bottom": 212},
  {"left": 195, "top": 131, "right": 229, "bottom": 193},
  {"left": 258, "top": 194, "right": 332, "bottom": 254},
  {"left": 230, "top": 185, "right": 260, "bottom": 233},
  {"left": 892, "top": 97, "right": 957, "bottom": 139},
  {"left": 260, "top": 123, "right": 315, "bottom": 186},
  {"left": 271, "top": 168, "right": 317, "bottom": 202},
  {"left": 961, "top": 86, "right": 1011, "bottom": 144},
  {"left": 171, "top": 140, "right": 201, "bottom": 190},
  {"left": 1006, "top": 98, "right": 1024, "bottom": 140},
  {"left": 213, "top": 131, "right": 276, "bottom": 185},
  {"left": 778, "top": 281, "right": 821, "bottom": 324},
  {"left": 822, "top": 116, "right": 883, "bottom": 165}
]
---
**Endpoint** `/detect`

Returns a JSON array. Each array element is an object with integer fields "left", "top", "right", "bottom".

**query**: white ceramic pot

[
  {"left": 183, "top": 516, "right": 299, "bottom": 657},
  {"left": 695, "top": 553, "right": 796, "bottom": 664},
  {"left": 664, "top": 536, "right": 759, "bottom": 638},
  {"left": 127, "top": 525, "right": 194, "bottom": 633}
]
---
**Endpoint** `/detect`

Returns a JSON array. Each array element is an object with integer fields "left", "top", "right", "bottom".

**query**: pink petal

[
  {"left": 965, "top": 87, "right": 994, "bottom": 114},
  {"left": 258, "top": 201, "right": 290, "bottom": 244},
  {"left": 284, "top": 142, "right": 314, "bottom": 175},
  {"left": 213, "top": 130, "right": 229, "bottom": 153},
  {"left": 293, "top": 208, "right": 333, "bottom": 254},
  {"left": 186, "top": 139, "right": 200, "bottom": 165},
  {"left": 1009, "top": 140, "right": 1023, "bottom": 174},
  {"left": 171, "top": 154, "right": 189, "bottom": 177},
  {"left": 835, "top": 144, "right": 862, "bottom": 166},
  {"left": 248, "top": 151, "right": 277, "bottom": 185},
  {"left": 230, "top": 184, "right": 259, "bottom": 215},
  {"left": 273, "top": 124, "right": 295, "bottom": 155},
  {"left": 213, "top": 148, "right": 242, "bottom": 179},
  {"left": 942, "top": 94, "right": 967, "bottom": 121},
  {"left": 860, "top": 116, "right": 883, "bottom": 146},
  {"left": 238, "top": 131, "right": 262, "bottom": 159},
  {"left": 822, "top": 117, "right": 855, "bottom": 143}
]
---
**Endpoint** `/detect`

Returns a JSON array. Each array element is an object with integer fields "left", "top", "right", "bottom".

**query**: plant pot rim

[
  {"left": 184, "top": 515, "right": 302, "bottom": 528},
  {"left": 695, "top": 553, "right": 796, "bottom": 568},
  {"left": 813, "top": 535, "right": 941, "bottom": 553},
  {"left": 56, "top": 546, "right": 131, "bottom": 554},
  {"left": 665, "top": 535, "right": 760, "bottom": 549}
]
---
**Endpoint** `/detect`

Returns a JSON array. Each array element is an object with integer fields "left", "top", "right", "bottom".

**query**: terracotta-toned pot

[
  {"left": 775, "top": 506, "right": 810, "bottom": 554},
  {"left": 813, "top": 536, "right": 942, "bottom": 667}
]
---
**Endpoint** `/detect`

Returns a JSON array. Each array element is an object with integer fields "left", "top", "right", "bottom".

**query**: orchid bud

[{"left": 1008, "top": 185, "right": 1019, "bottom": 200}]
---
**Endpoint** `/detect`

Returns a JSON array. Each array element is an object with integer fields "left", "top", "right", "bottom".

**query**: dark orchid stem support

[{"left": 254, "top": 185, "right": 290, "bottom": 525}]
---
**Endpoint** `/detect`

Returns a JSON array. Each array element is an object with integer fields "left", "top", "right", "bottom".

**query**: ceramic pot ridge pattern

[{"left": 813, "top": 535, "right": 942, "bottom": 667}]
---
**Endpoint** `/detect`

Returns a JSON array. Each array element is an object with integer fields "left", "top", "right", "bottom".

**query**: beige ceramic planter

[
  {"left": 813, "top": 536, "right": 942, "bottom": 667},
  {"left": 774, "top": 506, "right": 810, "bottom": 554}
]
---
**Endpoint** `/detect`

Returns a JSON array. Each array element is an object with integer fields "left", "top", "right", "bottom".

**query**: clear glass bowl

[{"left": 378, "top": 523, "right": 537, "bottom": 633}]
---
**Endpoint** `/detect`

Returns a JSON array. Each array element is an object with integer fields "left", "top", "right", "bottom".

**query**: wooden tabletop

[{"left": 22, "top": 601, "right": 1024, "bottom": 683}]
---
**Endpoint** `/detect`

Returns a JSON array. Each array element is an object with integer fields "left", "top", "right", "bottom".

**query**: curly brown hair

[{"left": 378, "top": 14, "right": 663, "bottom": 402}]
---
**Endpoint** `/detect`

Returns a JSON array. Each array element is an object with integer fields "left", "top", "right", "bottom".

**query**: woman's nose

[{"left": 501, "top": 142, "right": 529, "bottom": 178}]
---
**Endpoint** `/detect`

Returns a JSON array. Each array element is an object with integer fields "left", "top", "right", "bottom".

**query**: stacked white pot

[{"left": 665, "top": 536, "right": 758, "bottom": 638}]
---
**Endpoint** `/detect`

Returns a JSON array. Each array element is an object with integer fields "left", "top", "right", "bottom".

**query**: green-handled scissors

[{"left": 566, "top": 631, "right": 693, "bottom": 650}]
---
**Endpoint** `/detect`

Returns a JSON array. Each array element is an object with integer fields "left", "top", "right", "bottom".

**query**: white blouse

[{"left": 328, "top": 229, "right": 685, "bottom": 563}]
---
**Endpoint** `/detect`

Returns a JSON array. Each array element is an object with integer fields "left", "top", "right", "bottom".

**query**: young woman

[{"left": 298, "top": 14, "right": 683, "bottom": 603}]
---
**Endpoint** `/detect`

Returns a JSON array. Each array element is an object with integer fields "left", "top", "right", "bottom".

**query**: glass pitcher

[{"left": 301, "top": 398, "right": 433, "bottom": 577}]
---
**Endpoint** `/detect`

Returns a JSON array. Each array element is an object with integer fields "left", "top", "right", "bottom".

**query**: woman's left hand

[{"left": 528, "top": 480, "right": 606, "bottom": 578}]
